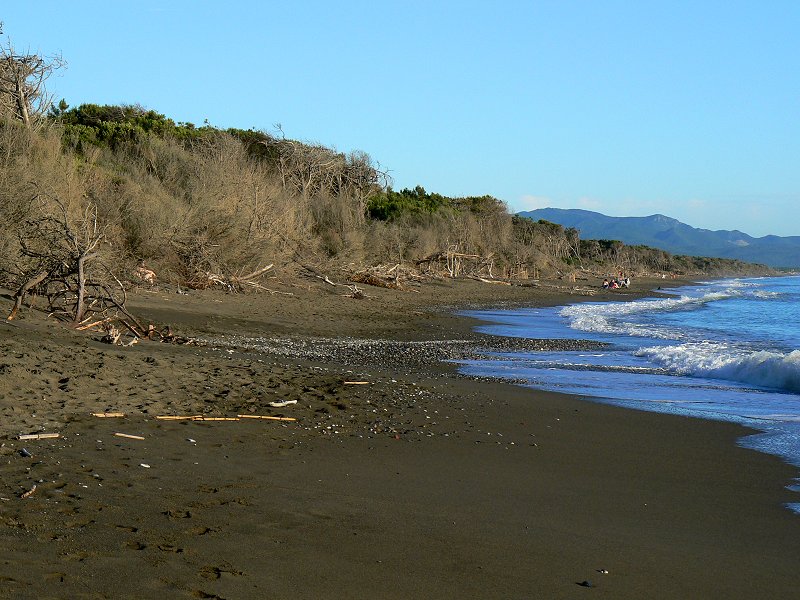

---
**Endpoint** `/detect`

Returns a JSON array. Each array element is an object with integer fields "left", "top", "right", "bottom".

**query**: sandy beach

[{"left": 1, "top": 276, "right": 798, "bottom": 599}]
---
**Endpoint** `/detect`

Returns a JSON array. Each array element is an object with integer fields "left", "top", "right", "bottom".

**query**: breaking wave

[
  {"left": 636, "top": 344, "right": 800, "bottom": 394},
  {"left": 559, "top": 291, "right": 732, "bottom": 338}
]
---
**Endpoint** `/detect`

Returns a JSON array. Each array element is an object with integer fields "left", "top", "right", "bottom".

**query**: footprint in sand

[
  {"left": 187, "top": 526, "right": 216, "bottom": 536},
  {"left": 192, "top": 591, "right": 224, "bottom": 600},
  {"left": 199, "top": 564, "right": 244, "bottom": 580},
  {"left": 163, "top": 509, "right": 192, "bottom": 519},
  {"left": 65, "top": 518, "right": 96, "bottom": 529},
  {"left": 124, "top": 540, "right": 147, "bottom": 550}
]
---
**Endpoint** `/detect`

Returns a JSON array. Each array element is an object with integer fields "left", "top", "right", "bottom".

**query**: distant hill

[{"left": 518, "top": 208, "right": 800, "bottom": 268}]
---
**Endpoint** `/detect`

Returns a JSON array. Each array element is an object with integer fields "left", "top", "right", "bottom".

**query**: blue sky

[{"left": 3, "top": 1, "right": 799, "bottom": 237}]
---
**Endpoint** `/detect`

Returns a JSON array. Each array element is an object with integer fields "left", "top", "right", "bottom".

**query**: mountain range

[{"left": 518, "top": 208, "right": 800, "bottom": 268}]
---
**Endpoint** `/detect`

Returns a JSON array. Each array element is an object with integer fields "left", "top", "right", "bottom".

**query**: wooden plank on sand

[{"left": 93, "top": 412, "right": 125, "bottom": 418}]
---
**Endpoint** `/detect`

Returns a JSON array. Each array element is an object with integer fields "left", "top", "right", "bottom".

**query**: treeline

[{"left": 0, "top": 103, "right": 770, "bottom": 297}]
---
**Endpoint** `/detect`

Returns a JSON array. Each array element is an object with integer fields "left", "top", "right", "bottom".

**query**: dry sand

[{"left": 0, "top": 275, "right": 798, "bottom": 599}]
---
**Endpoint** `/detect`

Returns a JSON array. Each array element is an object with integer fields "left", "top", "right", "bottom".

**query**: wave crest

[
  {"left": 559, "top": 292, "right": 731, "bottom": 338},
  {"left": 636, "top": 344, "right": 800, "bottom": 393}
]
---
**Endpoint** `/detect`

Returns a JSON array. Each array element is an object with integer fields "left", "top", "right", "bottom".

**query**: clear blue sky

[{"left": 4, "top": 1, "right": 799, "bottom": 237}]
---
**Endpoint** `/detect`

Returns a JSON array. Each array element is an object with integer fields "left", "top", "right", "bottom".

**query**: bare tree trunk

[
  {"left": 74, "top": 253, "right": 88, "bottom": 323},
  {"left": 14, "top": 76, "right": 30, "bottom": 129}
]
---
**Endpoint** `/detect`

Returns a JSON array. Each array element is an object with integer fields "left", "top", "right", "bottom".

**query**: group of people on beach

[{"left": 602, "top": 272, "right": 630, "bottom": 290}]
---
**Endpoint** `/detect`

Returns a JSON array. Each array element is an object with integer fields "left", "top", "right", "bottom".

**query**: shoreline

[
  {"left": 1, "top": 276, "right": 799, "bottom": 598},
  {"left": 455, "top": 279, "right": 800, "bottom": 482}
]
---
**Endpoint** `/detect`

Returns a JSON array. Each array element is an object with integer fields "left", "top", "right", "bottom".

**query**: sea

[{"left": 458, "top": 275, "right": 800, "bottom": 511}]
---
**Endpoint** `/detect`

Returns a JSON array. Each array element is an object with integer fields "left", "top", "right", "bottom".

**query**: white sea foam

[
  {"left": 559, "top": 290, "right": 734, "bottom": 338},
  {"left": 636, "top": 344, "right": 800, "bottom": 394},
  {"left": 753, "top": 290, "right": 783, "bottom": 299},
  {"left": 750, "top": 415, "right": 800, "bottom": 422}
]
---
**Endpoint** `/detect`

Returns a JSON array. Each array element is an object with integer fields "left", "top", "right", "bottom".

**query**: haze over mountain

[{"left": 518, "top": 208, "right": 800, "bottom": 268}]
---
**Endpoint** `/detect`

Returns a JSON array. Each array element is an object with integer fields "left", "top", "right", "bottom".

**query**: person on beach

[{"left": 602, "top": 278, "right": 609, "bottom": 289}]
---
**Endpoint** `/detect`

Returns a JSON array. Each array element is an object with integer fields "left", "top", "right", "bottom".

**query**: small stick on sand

[
  {"left": 18, "top": 433, "right": 60, "bottom": 440},
  {"left": 192, "top": 417, "right": 240, "bottom": 421},
  {"left": 114, "top": 432, "right": 145, "bottom": 440},
  {"left": 20, "top": 484, "right": 37, "bottom": 499},
  {"left": 343, "top": 381, "right": 370, "bottom": 385},
  {"left": 93, "top": 412, "right": 125, "bottom": 418},
  {"left": 237, "top": 415, "right": 297, "bottom": 422},
  {"left": 76, "top": 319, "right": 111, "bottom": 331},
  {"left": 155, "top": 415, "right": 202, "bottom": 421}
]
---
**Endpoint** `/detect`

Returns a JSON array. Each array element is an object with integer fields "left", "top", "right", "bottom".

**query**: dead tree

[
  {"left": 7, "top": 191, "right": 115, "bottom": 324},
  {"left": 260, "top": 126, "right": 389, "bottom": 218},
  {"left": 0, "top": 39, "right": 66, "bottom": 130}
]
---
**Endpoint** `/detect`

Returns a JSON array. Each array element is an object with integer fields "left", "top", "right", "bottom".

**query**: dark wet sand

[{"left": 0, "top": 276, "right": 798, "bottom": 599}]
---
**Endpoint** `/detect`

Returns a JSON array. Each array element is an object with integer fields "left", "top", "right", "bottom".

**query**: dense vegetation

[{"left": 0, "top": 98, "right": 772, "bottom": 296}]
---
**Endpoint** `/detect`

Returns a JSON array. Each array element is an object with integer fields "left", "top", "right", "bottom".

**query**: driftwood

[
  {"left": 76, "top": 318, "right": 111, "bottom": 331},
  {"left": 153, "top": 415, "right": 301, "bottom": 422},
  {"left": 347, "top": 285, "right": 365, "bottom": 299},
  {"left": 471, "top": 276, "right": 511, "bottom": 286},
  {"left": 349, "top": 271, "right": 400, "bottom": 290},
  {"left": 92, "top": 412, "right": 125, "bottom": 418},
  {"left": 301, "top": 265, "right": 367, "bottom": 299},
  {"left": 18, "top": 432, "right": 59, "bottom": 440},
  {"left": 114, "top": 432, "right": 145, "bottom": 440},
  {"left": 234, "top": 264, "right": 274, "bottom": 282},
  {"left": 237, "top": 415, "right": 297, "bottom": 422},
  {"left": 155, "top": 415, "right": 202, "bottom": 421},
  {"left": 8, "top": 265, "right": 158, "bottom": 348},
  {"left": 100, "top": 324, "right": 138, "bottom": 346},
  {"left": 83, "top": 321, "right": 204, "bottom": 347},
  {"left": 268, "top": 400, "right": 297, "bottom": 408},
  {"left": 187, "top": 264, "right": 274, "bottom": 292},
  {"left": 300, "top": 263, "right": 339, "bottom": 287},
  {"left": 7, "top": 270, "right": 48, "bottom": 320}
]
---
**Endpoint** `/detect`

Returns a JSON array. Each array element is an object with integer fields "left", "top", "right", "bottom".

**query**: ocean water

[{"left": 458, "top": 276, "right": 800, "bottom": 509}]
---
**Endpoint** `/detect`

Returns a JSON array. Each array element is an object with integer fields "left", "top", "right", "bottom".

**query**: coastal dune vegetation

[
  {"left": 0, "top": 40, "right": 771, "bottom": 314},
  {"left": 0, "top": 107, "right": 770, "bottom": 295}
]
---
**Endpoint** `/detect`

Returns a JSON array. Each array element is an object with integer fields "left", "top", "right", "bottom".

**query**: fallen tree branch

[
  {"left": 471, "top": 276, "right": 512, "bottom": 286},
  {"left": 349, "top": 271, "right": 400, "bottom": 290},
  {"left": 7, "top": 270, "right": 48, "bottom": 320},
  {"left": 232, "top": 264, "right": 274, "bottom": 282}
]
